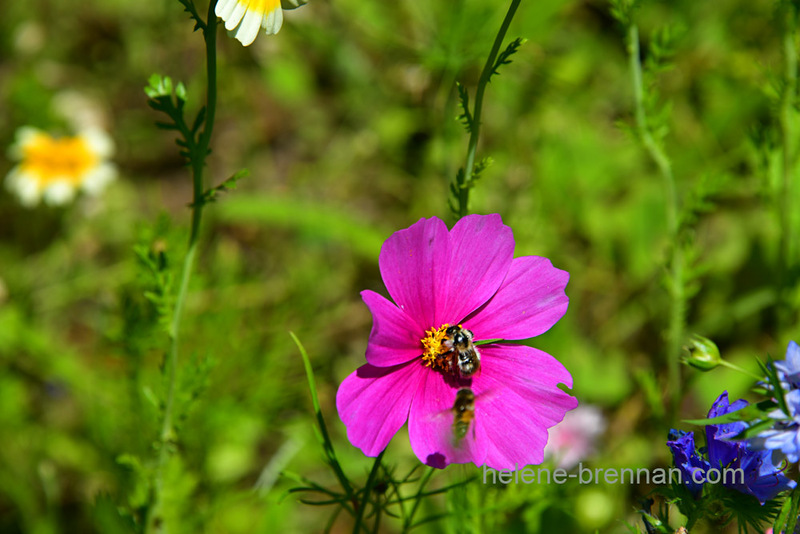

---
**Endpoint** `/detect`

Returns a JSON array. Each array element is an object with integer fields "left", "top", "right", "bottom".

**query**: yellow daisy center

[
  {"left": 240, "top": 0, "right": 281, "bottom": 12},
  {"left": 20, "top": 133, "right": 98, "bottom": 186},
  {"left": 421, "top": 324, "right": 451, "bottom": 371}
]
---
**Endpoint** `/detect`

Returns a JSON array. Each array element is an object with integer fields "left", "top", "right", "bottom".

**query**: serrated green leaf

[
  {"left": 490, "top": 37, "right": 525, "bottom": 81},
  {"left": 176, "top": 0, "right": 206, "bottom": 31},
  {"left": 472, "top": 156, "right": 494, "bottom": 182},
  {"left": 191, "top": 169, "right": 249, "bottom": 207},
  {"left": 456, "top": 82, "right": 473, "bottom": 134}
]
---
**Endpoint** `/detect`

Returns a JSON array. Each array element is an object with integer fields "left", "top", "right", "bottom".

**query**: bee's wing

[
  {"left": 422, "top": 389, "right": 497, "bottom": 418},
  {"left": 422, "top": 405, "right": 453, "bottom": 424},
  {"left": 474, "top": 388, "right": 498, "bottom": 404}
]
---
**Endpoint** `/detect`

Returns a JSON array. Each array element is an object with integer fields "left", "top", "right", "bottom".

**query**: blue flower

[
  {"left": 752, "top": 389, "right": 800, "bottom": 464},
  {"left": 668, "top": 392, "right": 796, "bottom": 504},
  {"left": 705, "top": 392, "right": 748, "bottom": 470},
  {"left": 667, "top": 429, "right": 709, "bottom": 496},
  {"left": 774, "top": 340, "right": 800, "bottom": 390},
  {"left": 735, "top": 447, "right": 797, "bottom": 505}
]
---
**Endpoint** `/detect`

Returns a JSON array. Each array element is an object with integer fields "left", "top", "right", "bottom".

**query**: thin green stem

[
  {"left": 627, "top": 24, "right": 684, "bottom": 418},
  {"left": 353, "top": 450, "right": 384, "bottom": 534},
  {"left": 385, "top": 477, "right": 408, "bottom": 524},
  {"left": 197, "top": 0, "right": 218, "bottom": 197},
  {"left": 718, "top": 360, "right": 762, "bottom": 381},
  {"left": 145, "top": 2, "right": 217, "bottom": 532},
  {"left": 403, "top": 467, "right": 436, "bottom": 533},
  {"left": 778, "top": 5, "right": 798, "bottom": 327},
  {"left": 372, "top": 505, "right": 382, "bottom": 534},
  {"left": 291, "top": 332, "right": 355, "bottom": 500},
  {"left": 457, "top": 0, "right": 521, "bottom": 218}
]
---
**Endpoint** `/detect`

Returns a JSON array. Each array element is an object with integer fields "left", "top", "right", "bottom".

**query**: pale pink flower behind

[{"left": 544, "top": 405, "right": 605, "bottom": 469}]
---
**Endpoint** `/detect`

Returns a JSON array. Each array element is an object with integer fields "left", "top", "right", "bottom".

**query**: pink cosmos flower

[{"left": 336, "top": 214, "right": 577, "bottom": 469}]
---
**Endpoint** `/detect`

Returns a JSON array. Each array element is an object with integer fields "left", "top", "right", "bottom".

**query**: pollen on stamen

[{"left": 420, "top": 324, "right": 450, "bottom": 370}]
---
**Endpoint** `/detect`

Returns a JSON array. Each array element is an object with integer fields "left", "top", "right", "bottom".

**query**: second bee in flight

[{"left": 451, "top": 387, "right": 476, "bottom": 444}]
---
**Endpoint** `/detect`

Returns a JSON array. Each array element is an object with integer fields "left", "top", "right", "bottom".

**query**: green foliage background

[{"left": 0, "top": 0, "right": 797, "bottom": 532}]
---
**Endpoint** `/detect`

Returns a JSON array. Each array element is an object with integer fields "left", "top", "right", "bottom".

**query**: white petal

[
  {"left": 235, "top": 6, "right": 264, "bottom": 46},
  {"left": 225, "top": 2, "right": 248, "bottom": 31},
  {"left": 216, "top": 0, "right": 237, "bottom": 19},
  {"left": 81, "top": 163, "right": 117, "bottom": 195},
  {"left": 80, "top": 128, "right": 114, "bottom": 159},
  {"left": 43, "top": 181, "right": 76, "bottom": 206},
  {"left": 262, "top": 6, "right": 283, "bottom": 34},
  {"left": 17, "top": 185, "right": 41, "bottom": 207},
  {"left": 8, "top": 126, "right": 43, "bottom": 159},
  {"left": 6, "top": 168, "right": 41, "bottom": 207}
]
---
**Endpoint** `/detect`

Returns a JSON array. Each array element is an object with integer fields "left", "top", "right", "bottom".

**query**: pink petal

[
  {"left": 466, "top": 256, "right": 568, "bottom": 341},
  {"left": 379, "top": 217, "right": 451, "bottom": 331},
  {"left": 336, "top": 361, "right": 424, "bottom": 456},
  {"left": 362, "top": 290, "right": 424, "bottom": 367},
  {"left": 441, "top": 214, "right": 514, "bottom": 323},
  {"left": 472, "top": 344, "right": 577, "bottom": 470},
  {"left": 407, "top": 371, "right": 488, "bottom": 468}
]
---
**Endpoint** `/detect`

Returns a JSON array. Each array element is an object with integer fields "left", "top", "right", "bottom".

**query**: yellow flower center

[
  {"left": 421, "top": 324, "right": 452, "bottom": 371},
  {"left": 238, "top": 0, "right": 281, "bottom": 12},
  {"left": 20, "top": 133, "right": 98, "bottom": 186}
]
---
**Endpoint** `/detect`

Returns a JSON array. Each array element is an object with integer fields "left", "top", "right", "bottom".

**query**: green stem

[
  {"left": 403, "top": 467, "right": 435, "bottom": 533},
  {"left": 627, "top": 24, "right": 684, "bottom": 418},
  {"left": 778, "top": 5, "right": 798, "bottom": 327},
  {"left": 145, "top": 2, "right": 217, "bottom": 532},
  {"left": 291, "top": 332, "right": 355, "bottom": 499},
  {"left": 352, "top": 450, "right": 384, "bottom": 534},
  {"left": 457, "top": 0, "right": 521, "bottom": 218},
  {"left": 718, "top": 360, "right": 762, "bottom": 381}
]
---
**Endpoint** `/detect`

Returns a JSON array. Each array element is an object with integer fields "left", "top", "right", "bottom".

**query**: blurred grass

[{"left": 0, "top": 0, "right": 796, "bottom": 532}]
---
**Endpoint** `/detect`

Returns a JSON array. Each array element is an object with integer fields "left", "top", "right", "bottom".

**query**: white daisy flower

[
  {"left": 5, "top": 126, "right": 116, "bottom": 208},
  {"left": 216, "top": 0, "right": 307, "bottom": 46}
]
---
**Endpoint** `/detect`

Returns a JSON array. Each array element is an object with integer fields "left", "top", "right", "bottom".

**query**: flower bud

[{"left": 682, "top": 335, "right": 721, "bottom": 371}]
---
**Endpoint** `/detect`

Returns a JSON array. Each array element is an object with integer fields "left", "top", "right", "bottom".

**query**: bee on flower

[
  {"left": 5, "top": 126, "right": 116, "bottom": 208},
  {"left": 336, "top": 214, "right": 577, "bottom": 470},
  {"left": 216, "top": 0, "right": 307, "bottom": 46}
]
